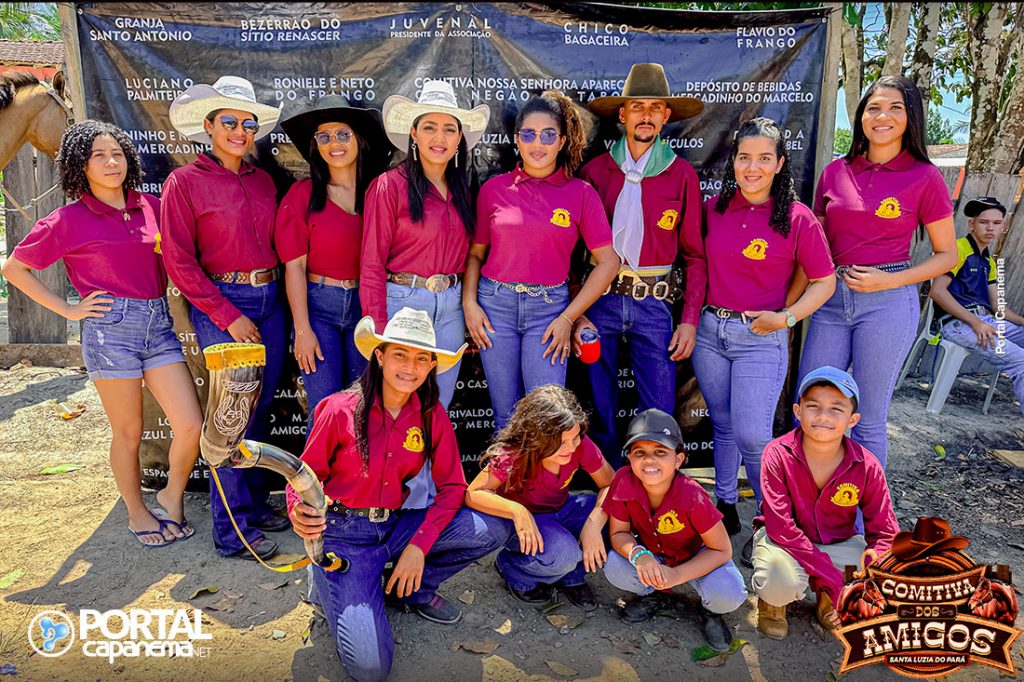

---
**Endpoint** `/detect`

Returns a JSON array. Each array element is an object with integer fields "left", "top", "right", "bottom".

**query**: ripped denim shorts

[{"left": 81, "top": 296, "right": 185, "bottom": 380}]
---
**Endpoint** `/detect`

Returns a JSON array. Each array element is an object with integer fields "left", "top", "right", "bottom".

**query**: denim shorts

[{"left": 81, "top": 296, "right": 185, "bottom": 380}]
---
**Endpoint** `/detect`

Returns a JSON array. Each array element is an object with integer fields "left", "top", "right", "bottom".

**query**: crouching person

[
  {"left": 288, "top": 308, "right": 504, "bottom": 681},
  {"left": 602, "top": 409, "right": 746, "bottom": 652},
  {"left": 752, "top": 366, "right": 899, "bottom": 639}
]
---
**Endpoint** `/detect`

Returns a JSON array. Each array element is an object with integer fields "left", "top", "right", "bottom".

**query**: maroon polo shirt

[
  {"left": 486, "top": 436, "right": 607, "bottom": 513},
  {"left": 275, "top": 179, "right": 362, "bottom": 280}
]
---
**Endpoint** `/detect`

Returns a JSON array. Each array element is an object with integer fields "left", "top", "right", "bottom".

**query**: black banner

[{"left": 74, "top": 2, "right": 829, "bottom": 487}]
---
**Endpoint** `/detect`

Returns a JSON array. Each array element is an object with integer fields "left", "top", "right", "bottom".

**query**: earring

[
  {"left": 454, "top": 153, "right": 459, "bottom": 168},
  {"left": 411, "top": 142, "right": 418, "bottom": 161}
]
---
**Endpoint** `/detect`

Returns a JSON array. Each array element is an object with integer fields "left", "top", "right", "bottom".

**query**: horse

[{"left": 0, "top": 70, "right": 72, "bottom": 170}]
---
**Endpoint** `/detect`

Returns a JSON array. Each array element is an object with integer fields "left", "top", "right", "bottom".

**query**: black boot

[
  {"left": 620, "top": 592, "right": 672, "bottom": 623},
  {"left": 716, "top": 500, "right": 741, "bottom": 536},
  {"left": 699, "top": 606, "right": 734, "bottom": 652},
  {"left": 740, "top": 534, "right": 754, "bottom": 568}
]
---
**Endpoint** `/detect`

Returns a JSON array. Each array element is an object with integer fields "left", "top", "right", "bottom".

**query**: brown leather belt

[
  {"left": 605, "top": 270, "right": 675, "bottom": 302},
  {"left": 387, "top": 272, "right": 460, "bottom": 293},
  {"left": 327, "top": 501, "right": 392, "bottom": 522},
  {"left": 210, "top": 267, "right": 279, "bottom": 287},
  {"left": 308, "top": 272, "right": 358, "bottom": 289}
]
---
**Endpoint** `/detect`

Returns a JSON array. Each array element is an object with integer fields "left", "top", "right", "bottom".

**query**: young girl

[
  {"left": 2, "top": 120, "right": 202, "bottom": 547},
  {"left": 276, "top": 95, "right": 389, "bottom": 432},
  {"left": 163, "top": 75, "right": 287, "bottom": 559},
  {"left": 602, "top": 409, "right": 747, "bottom": 652},
  {"left": 464, "top": 385, "right": 615, "bottom": 609},
  {"left": 690, "top": 117, "right": 836, "bottom": 563},
  {"left": 288, "top": 307, "right": 503, "bottom": 682},
  {"left": 799, "top": 75, "right": 956, "bottom": 470},
  {"left": 464, "top": 92, "right": 618, "bottom": 430}
]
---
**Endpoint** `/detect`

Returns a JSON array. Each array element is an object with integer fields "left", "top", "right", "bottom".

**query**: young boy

[
  {"left": 752, "top": 366, "right": 899, "bottom": 639},
  {"left": 602, "top": 409, "right": 747, "bottom": 652}
]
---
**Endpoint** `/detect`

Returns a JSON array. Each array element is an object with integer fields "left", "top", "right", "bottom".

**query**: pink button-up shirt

[{"left": 486, "top": 436, "right": 606, "bottom": 513}]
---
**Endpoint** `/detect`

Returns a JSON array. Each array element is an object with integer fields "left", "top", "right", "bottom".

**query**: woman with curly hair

[
  {"left": 464, "top": 92, "right": 619, "bottom": 429},
  {"left": 690, "top": 117, "right": 835, "bottom": 564},
  {"left": 2, "top": 120, "right": 202, "bottom": 547},
  {"left": 464, "top": 385, "right": 615, "bottom": 609}
]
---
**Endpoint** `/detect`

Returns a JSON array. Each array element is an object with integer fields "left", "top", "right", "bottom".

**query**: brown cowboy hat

[
  {"left": 891, "top": 517, "right": 969, "bottom": 561},
  {"left": 588, "top": 63, "right": 703, "bottom": 122}
]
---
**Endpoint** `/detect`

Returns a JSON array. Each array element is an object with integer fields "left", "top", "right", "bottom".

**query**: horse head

[{"left": 0, "top": 70, "right": 73, "bottom": 168}]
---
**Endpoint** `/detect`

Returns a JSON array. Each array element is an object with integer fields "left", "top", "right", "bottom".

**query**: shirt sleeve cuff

[{"left": 409, "top": 526, "right": 440, "bottom": 554}]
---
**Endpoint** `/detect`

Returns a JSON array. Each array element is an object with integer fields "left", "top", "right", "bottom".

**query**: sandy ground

[{"left": 0, "top": 362, "right": 1022, "bottom": 682}]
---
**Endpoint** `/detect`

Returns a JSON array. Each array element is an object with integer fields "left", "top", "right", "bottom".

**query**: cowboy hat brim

[
  {"left": 381, "top": 94, "right": 490, "bottom": 152},
  {"left": 280, "top": 106, "right": 390, "bottom": 164},
  {"left": 890, "top": 535, "right": 970, "bottom": 561},
  {"left": 587, "top": 95, "right": 704, "bottom": 122},
  {"left": 353, "top": 316, "right": 466, "bottom": 374},
  {"left": 170, "top": 83, "right": 283, "bottom": 144}
]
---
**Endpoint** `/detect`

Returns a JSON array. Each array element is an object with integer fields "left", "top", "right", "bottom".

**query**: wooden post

[
  {"left": 814, "top": 4, "right": 842, "bottom": 186},
  {"left": 58, "top": 2, "right": 88, "bottom": 119},
  {"left": 6, "top": 147, "right": 68, "bottom": 343}
]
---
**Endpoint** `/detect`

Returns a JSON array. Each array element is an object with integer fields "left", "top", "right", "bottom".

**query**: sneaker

[
  {"left": 507, "top": 582, "right": 555, "bottom": 604},
  {"left": 717, "top": 500, "right": 742, "bottom": 536},
  {"left": 558, "top": 583, "right": 597, "bottom": 611},
  {"left": 740, "top": 534, "right": 753, "bottom": 568},
  {"left": 253, "top": 514, "right": 292, "bottom": 533},
  {"left": 620, "top": 592, "right": 672, "bottom": 623},
  {"left": 232, "top": 537, "right": 279, "bottom": 561},
  {"left": 756, "top": 598, "right": 788, "bottom": 640},
  {"left": 815, "top": 591, "right": 838, "bottom": 631},
  {"left": 411, "top": 594, "right": 462, "bottom": 625},
  {"left": 699, "top": 606, "right": 734, "bottom": 652}
]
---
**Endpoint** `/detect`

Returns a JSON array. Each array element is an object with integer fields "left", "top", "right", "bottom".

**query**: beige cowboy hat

[
  {"left": 354, "top": 307, "right": 467, "bottom": 374},
  {"left": 381, "top": 79, "right": 490, "bottom": 152},
  {"left": 588, "top": 63, "right": 703, "bottom": 122},
  {"left": 169, "top": 75, "right": 282, "bottom": 144}
]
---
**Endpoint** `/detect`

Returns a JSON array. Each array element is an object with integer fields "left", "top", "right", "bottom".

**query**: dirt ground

[{"left": 0, "top": 362, "right": 1022, "bottom": 682}]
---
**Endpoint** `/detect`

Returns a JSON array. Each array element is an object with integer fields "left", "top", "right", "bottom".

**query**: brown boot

[
  {"left": 757, "top": 598, "right": 788, "bottom": 640},
  {"left": 816, "top": 591, "right": 838, "bottom": 631}
]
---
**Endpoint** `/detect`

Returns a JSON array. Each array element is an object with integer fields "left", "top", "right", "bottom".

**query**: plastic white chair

[{"left": 897, "top": 299, "right": 1001, "bottom": 414}]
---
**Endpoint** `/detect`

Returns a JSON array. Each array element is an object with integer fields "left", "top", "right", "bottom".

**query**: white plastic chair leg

[
  {"left": 925, "top": 342, "right": 971, "bottom": 414},
  {"left": 896, "top": 336, "right": 928, "bottom": 390}
]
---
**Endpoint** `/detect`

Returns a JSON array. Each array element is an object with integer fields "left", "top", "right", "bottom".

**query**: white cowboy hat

[
  {"left": 381, "top": 79, "right": 490, "bottom": 152},
  {"left": 354, "top": 307, "right": 467, "bottom": 374},
  {"left": 169, "top": 75, "right": 282, "bottom": 144}
]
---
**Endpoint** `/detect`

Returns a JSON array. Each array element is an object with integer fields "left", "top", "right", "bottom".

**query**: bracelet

[
  {"left": 627, "top": 544, "right": 648, "bottom": 564},
  {"left": 630, "top": 548, "right": 654, "bottom": 567},
  {"left": 559, "top": 312, "right": 574, "bottom": 326}
]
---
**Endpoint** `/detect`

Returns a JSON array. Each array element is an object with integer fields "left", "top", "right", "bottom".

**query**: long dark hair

[
  {"left": 352, "top": 343, "right": 441, "bottom": 468},
  {"left": 402, "top": 114, "right": 475, "bottom": 235},
  {"left": 56, "top": 120, "right": 143, "bottom": 200},
  {"left": 846, "top": 75, "right": 930, "bottom": 164},
  {"left": 715, "top": 117, "right": 796, "bottom": 238},
  {"left": 514, "top": 90, "right": 586, "bottom": 178},
  {"left": 307, "top": 126, "right": 374, "bottom": 217}
]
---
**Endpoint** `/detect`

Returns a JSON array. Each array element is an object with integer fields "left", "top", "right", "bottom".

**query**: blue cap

[{"left": 798, "top": 366, "right": 860, "bottom": 404}]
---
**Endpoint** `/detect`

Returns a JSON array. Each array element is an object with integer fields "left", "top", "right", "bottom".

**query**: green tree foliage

[
  {"left": 925, "top": 109, "right": 957, "bottom": 145},
  {"left": 833, "top": 128, "right": 852, "bottom": 156},
  {"left": 0, "top": 3, "right": 60, "bottom": 41}
]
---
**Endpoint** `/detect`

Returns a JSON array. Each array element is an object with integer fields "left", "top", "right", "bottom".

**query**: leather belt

[
  {"left": 835, "top": 261, "right": 911, "bottom": 279},
  {"left": 605, "top": 269, "right": 674, "bottom": 301},
  {"left": 327, "top": 501, "right": 392, "bottom": 522},
  {"left": 704, "top": 305, "right": 749, "bottom": 324},
  {"left": 210, "top": 267, "right": 279, "bottom": 287},
  {"left": 308, "top": 272, "right": 358, "bottom": 289},
  {"left": 387, "top": 272, "right": 460, "bottom": 293}
]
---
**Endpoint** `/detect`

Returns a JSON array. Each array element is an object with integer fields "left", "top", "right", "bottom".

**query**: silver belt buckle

[
  {"left": 250, "top": 268, "right": 271, "bottom": 287},
  {"left": 651, "top": 281, "right": 670, "bottom": 301},
  {"left": 514, "top": 283, "right": 528, "bottom": 294},
  {"left": 425, "top": 274, "right": 449, "bottom": 293},
  {"left": 715, "top": 307, "right": 731, "bottom": 320},
  {"left": 368, "top": 508, "right": 390, "bottom": 522}
]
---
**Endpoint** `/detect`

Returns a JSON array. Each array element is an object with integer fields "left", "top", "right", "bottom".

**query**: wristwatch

[{"left": 783, "top": 309, "right": 798, "bottom": 327}]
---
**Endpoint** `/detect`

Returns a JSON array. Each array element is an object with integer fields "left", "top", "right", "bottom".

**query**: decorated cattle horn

[{"left": 200, "top": 342, "right": 346, "bottom": 572}]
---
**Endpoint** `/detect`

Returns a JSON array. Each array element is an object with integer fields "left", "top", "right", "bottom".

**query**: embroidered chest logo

[
  {"left": 402, "top": 427, "right": 424, "bottom": 453},
  {"left": 153, "top": 232, "right": 162, "bottom": 254},
  {"left": 550, "top": 208, "right": 571, "bottom": 227},
  {"left": 656, "top": 510, "right": 685, "bottom": 534},
  {"left": 560, "top": 470, "right": 576, "bottom": 490},
  {"left": 742, "top": 238, "right": 768, "bottom": 260},
  {"left": 657, "top": 209, "right": 679, "bottom": 230},
  {"left": 830, "top": 482, "right": 860, "bottom": 507},
  {"left": 875, "top": 197, "right": 902, "bottom": 219}
]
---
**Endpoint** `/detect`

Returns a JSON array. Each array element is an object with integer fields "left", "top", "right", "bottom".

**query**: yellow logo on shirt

[
  {"left": 550, "top": 208, "right": 571, "bottom": 227},
  {"left": 402, "top": 427, "right": 424, "bottom": 453},
  {"left": 830, "top": 482, "right": 860, "bottom": 507},
  {"left": 560, "top": 470, "right": 576, "bottom": 490},
  {"left": 742, "top": 238, "right": 769, "bottom": 260},
  {"left": 657, "top": 209, "right": 679, "bottom": 230},
  {"left": 656, "top": 510, "right": 686, "bottom": 534},
  {"left": 153, "top": 232, "right": 162, "bottom": 255},
  {"left": 875, "top": 197, "right": 902, "bottom": 219}
]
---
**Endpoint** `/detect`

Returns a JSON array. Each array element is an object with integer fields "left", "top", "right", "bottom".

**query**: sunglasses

[
  {"left": 217, "top": 115, "right": 260, "bottom": 135},
  {"left": 517, "top": 128, "right": 560, "bottom": 145},
  {"left": 314, "top": 130, "right": 354, "bottom": 145}
]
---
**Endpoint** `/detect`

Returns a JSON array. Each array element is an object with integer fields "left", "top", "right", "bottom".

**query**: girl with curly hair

[
  {"left": 691, "top": 117, "right": 835, "bottom": 564},
  {"left": 2, "top": 120, "right": 202, "bottom": 547},
  {"left": 464, "top": 385, "right": 616, "bottom": 609},
  {"left": 464, "top": 92, "right": 619, "bottom": 429}
]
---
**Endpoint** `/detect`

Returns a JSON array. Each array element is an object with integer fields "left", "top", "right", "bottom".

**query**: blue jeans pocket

[
  {"left": 386, "top": 282, "right": 416, "bottom": 302},
  {"left": 86, "top": 310, "right": 126, "bottom": 327},
  {"left": 477, "top": 278, "right": 499, "bottom": 299}
]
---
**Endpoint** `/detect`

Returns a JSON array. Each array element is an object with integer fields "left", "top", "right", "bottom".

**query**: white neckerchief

[{"left": 611, "top": 145, "right": 653, "bottom": 272}]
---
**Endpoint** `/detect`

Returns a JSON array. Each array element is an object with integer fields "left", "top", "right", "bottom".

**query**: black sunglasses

[
  {"left": 517, "top": 128, "right": 560, "bottom": 145},
  {"left": 313, "top": 130, "right": 354, "bottom": 145},
  {"left": 217, "top": 115, "right": 260, "bottom": 135}
]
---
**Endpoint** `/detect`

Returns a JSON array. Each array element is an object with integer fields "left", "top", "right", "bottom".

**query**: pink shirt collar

[
  {"left": 79, "top": 188, "right": 146, "bottom": 215},
  {"left": 849, "top": 148, "right": 917, "bottom": 172},
  {"left": 511, "top": 164, "right": 569, "bottom": 187}
]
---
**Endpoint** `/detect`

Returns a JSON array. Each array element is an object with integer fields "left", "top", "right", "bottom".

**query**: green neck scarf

[{"left": 609, "top": 136, "right": 676, "bottom": 177}]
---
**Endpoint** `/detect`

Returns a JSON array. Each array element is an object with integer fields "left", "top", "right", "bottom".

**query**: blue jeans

[
  {"left": 941, "top": 312, "right": 1024, "bottom": 415},
  {"left": 311, "top": 507, "right": 505, "bottom": 682},
  {"left": 81, "top": 296, "right": 185, "bottom": 380},
  {"left": 586, "top": 293, "right": 676, "bottom": 466},
  {"left": 603, "top": 549, "right": 747, "bottom": 614},
  {"left": 477, "top": 277, "right": 569, "bottom": 430},
  {"left": 691, "top": 311, "right": 788, "bottom": 508},
  {"left": 494, "top": 493, "right": 595, "bottom": 591},
  {"left": 302, "top": 281, "right": 366, "bottom": 436},
  {"left": 799, "top": 280, "right": 919, "bottom": 469},
  {"left": 189, "top": 279, "right": 290, "bottom": 555}
]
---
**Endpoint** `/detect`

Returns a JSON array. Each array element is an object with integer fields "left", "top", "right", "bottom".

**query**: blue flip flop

[
  {"left": 130, "top": 513, "right": 175, "bottom": 548},
  {"left": 152, "top": 508, "right": 195, "bottom": 542}
]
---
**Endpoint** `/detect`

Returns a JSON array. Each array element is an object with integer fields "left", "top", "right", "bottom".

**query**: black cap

[
  {"left": 623, "top": 409, "right": 683, "bottom": 451},
  {"left": 963, "top": 196, "right": 1006, "bottom": 218}
]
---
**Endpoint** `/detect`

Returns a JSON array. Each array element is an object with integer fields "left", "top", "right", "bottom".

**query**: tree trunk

[
  {"left": 840, "top": 5, "right": 864, "bottom": 124},
  {"left": 965, "top": 3, "right": 1011, "bottom": 172},
  {"left": 975, "top": 23, "right": 1024, "bottom": 174},
  {"left": 882, "top": 4, "right": 912, "bottom": 77},
  {"left": 907, "top": 2, "right": 942, "bottom": 116}
]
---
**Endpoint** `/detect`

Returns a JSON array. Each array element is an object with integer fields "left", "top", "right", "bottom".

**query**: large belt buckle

[
  {"left": 368, "top": 507, "right": 390, "bottom": 522},
  {"left": 514, "top": 283, "right": 529, "bottom": 294},
  {"left": 651, "top": 280, "right": 670, "bottom": 301},
  {"left": 425, "top": 274, "right": 449, "bottom": 293},
  {"left": 249, "top": 268, "right": 270, "bottom": 287},
  {"left": 617, "top": 268, "right": 639, "bottom": 284},
  {"left": 715, "top": 306, "right": 731, "bottom": 320}
]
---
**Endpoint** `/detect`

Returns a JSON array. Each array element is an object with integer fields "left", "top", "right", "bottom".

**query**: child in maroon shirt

[{"left": 752, "top": 366, "right": 898, "bottom": 640}]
